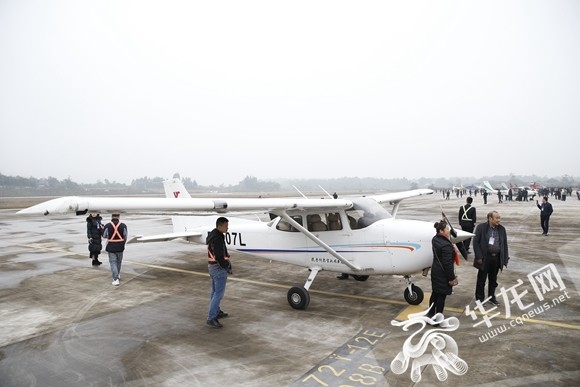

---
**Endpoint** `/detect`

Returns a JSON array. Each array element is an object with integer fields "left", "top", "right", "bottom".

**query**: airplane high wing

[{"left": 17, "top": 179, "right": 473, "bottom": 310}]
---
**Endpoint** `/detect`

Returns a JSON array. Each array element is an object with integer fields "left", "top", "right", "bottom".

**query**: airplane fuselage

[{"left": 180, "top": 216, "right": 435, "bottom": 276}]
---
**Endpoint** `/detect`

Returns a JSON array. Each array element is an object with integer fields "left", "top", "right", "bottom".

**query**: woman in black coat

[
  {"left": 87, "top": 213, "right": 104, "bottom": 266},
  {"left": 427, "top": 220, "right": 458, "bottom": 319}
]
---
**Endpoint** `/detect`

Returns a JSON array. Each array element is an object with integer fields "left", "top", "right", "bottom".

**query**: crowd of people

[
  {"left": 427, "top": 182, "right": 569, "bottom": 321},
  {"left": 438, "top": 186, "right": 577, "bottom": 203}
]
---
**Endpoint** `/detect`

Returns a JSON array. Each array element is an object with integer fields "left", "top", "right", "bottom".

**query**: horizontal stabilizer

[{"left": 127, "top": 231, "right": 203, "bottom": 244}]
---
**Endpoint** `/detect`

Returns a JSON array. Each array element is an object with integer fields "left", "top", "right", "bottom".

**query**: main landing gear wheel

[
  {"left": 404, "top": 284, "right": 424, "bottom": 305},
  {"left": 287, "top": 286, "right": 310, "bottom": 310},
  {"left": 352, "top": 275, "right": 369, "bottom": 282}
]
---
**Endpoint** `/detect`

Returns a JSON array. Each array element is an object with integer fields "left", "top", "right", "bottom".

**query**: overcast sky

[{"left": 1, "top": 1, "right": 579, "bottom": 186}]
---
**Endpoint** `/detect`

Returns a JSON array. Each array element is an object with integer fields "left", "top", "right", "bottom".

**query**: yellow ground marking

[
  {"left": 127, "top": 260, "right": 410, "bottom": 305},
  {"left": 396, "top": 292, "right": 580, "bottom": 330}
]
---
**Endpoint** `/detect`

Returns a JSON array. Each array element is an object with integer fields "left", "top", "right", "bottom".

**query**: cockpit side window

[
  {"left": 326, "top": 212, "right": 342, "bottom": 230},
  {"left": 307, "top": 213, "right": 328, "bottom": 231},
  {"left": 346, "top": 209, "right": 363, "bottom": 229},
  {"left": 276, "top": 215, "right": 303, "bottom": 232}
]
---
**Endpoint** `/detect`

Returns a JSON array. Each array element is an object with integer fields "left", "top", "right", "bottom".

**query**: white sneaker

[{"left": 112, "top": 279, "right": 120, "bottom": 286}]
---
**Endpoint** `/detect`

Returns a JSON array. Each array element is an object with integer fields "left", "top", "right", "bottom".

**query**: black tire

[
  {"left": 404, "top": 284, "right": 424, "bottom": 305},
  {"left": 287, "top": 286, "right": 310, "bottom": 310},
  {"left": 352, "top": 275, "right": 370, "bottom": 282}
]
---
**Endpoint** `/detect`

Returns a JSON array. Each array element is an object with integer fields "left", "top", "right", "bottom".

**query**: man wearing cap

[{"left": 102, "top": 213, "right": 128, "bottom": 286}]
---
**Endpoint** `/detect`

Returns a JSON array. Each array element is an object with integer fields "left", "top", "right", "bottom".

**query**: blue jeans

[
  {"left": 108, "top": 251, "right": 123, "bottom": 280},
  {"left": 207, "top": 264, "right": 228, "bottom": 320}
]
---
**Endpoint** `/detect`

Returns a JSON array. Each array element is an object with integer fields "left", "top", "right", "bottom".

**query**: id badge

[{"left": 488, "top": 236, "right": 495, "bottom": 245}]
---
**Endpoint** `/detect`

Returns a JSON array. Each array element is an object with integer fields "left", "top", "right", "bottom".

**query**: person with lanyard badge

[{"left": 472, "top": 211, "right": 509, "bottom": 306}]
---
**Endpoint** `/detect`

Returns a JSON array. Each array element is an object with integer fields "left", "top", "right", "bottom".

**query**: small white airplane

[
  {"left": 17, "top": 178, "right": 473, "bottom": 310},
  {"left": 483, "top": 180, "right": 537, "bottom": 200},
  {"left": 483, "top": 180, "right": 509, "bottom": 196}
]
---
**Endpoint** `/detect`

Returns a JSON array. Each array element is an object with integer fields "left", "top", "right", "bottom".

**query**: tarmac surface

[{"left": 0, "top": 193, "right": 579, "bottom": 386}]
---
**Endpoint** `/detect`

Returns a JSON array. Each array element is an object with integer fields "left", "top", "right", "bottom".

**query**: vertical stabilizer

[
  {"left": 163, "top": 178, "right": 192, "bottom": 234},
  {"left": 164, "top": 178, "right": 192, "bottom": 199},
  {"left": 483, "top": 181, "right": 495, "bottom": 192}
]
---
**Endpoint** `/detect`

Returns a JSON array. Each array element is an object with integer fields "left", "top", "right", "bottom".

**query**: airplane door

[
  {"left": 274, "top": 215, "right": 309, "bottom": 265},
  {"left": 378, "top": 223, "right": 396, "bottom": 274},
  {"left": 305, "top": 212, "right": 347, "bottom": 268}
]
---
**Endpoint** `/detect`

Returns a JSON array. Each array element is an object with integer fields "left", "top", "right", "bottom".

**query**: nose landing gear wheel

[
  {"left": 287, "top": 286, "right": 310, "bottom": 310},
  {"left": 404, "top": 284, "right": 424, "bottom": 305}
]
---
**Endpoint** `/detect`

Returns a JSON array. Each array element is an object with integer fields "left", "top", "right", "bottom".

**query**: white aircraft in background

[
  {"left": 17, "top": 178, "right": 473, "bottom": 310},
  {"left": 483, "top": 180, "right": 509, "bottom": 196},
  {"left": 483, "top": 180, "right": 537, "bottom": 200}
]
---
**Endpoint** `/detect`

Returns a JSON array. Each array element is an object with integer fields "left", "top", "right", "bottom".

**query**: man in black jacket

[
  {"left": 536, "top": 196, "right": 554, "bottom": 236},
  {"left": 473, "top": 211, "right": 509, "bottom": 306},
  {"left": 206, "top": 217, "right": 232, "bottom": 328},
  {"left": 458, "top": 197, "right": 476, "bottom": 254}
]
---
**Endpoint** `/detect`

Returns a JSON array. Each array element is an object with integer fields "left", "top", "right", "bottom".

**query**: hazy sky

[{"left": 1, "top": 1, "right": 579, "bottom": 186}]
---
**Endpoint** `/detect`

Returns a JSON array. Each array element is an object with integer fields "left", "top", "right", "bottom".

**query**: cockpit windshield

[{"left": 346, "top": 197, "right": 392, "bottom": 229}]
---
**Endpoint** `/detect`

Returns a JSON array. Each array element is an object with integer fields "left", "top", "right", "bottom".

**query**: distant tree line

[
  {"left": 0, "top": 172, "right": 576, "bottom": 197},
  {"left": 0, "top": 173, "right": 282, "bottom": 196}
]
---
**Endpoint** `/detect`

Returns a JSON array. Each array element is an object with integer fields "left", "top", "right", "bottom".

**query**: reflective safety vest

[
  {"left": 461, "top": 205, "right": 473, "bottom": 221},
  {"left": 207, "top": 245, "right": 230, "bottom": 263},
  {"left": 108, "top": 221, "right": 125, "bottom": 242},
  {"left": 105, "top": 220, "right": 126, "bottom": 253}
]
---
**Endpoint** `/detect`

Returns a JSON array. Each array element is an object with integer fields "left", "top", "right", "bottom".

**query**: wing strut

[
  {"left": 391, "top": 201, "right": 402, "bottom": 218},
  {"left": 279, "top": 212, "right": 370, "bottom": 273}
]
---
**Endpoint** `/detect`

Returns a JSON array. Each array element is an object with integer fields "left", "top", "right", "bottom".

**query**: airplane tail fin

[
  {"left": 163, "top": 178, "right": 194, "bottom": 235},
  {"left": 129, "top": 178, "right": 210, "bottom": 244},
  {"left": 164, "top": 178, "right": 192, "bottom": 199},
  {"left": 483, "top": 181, "right": 494, "bottom": 192}
]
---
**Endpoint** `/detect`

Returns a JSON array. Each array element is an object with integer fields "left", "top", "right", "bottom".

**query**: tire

[
  {"left": 352, "top": 275, "right": 370, "bottom": 282},
  {"left": 287, "top": 286, "right": 310, "bottom": 310},
  {"left": 404, "top": 284, "right": 424, "bottom": 305}
]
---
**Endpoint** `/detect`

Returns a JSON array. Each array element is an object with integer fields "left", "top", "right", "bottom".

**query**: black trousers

[
  {"left": 475, "top": 254, "right": 500, "bottom": 302},
  {"left": 460, "top": 222, "right": 475, "bottom": 251},
  {"left": 428, "top": 292, "right": 448, "bottom": 316},
  {"left": 540, "top": 215, "right": 551, "bottom": 234}
]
